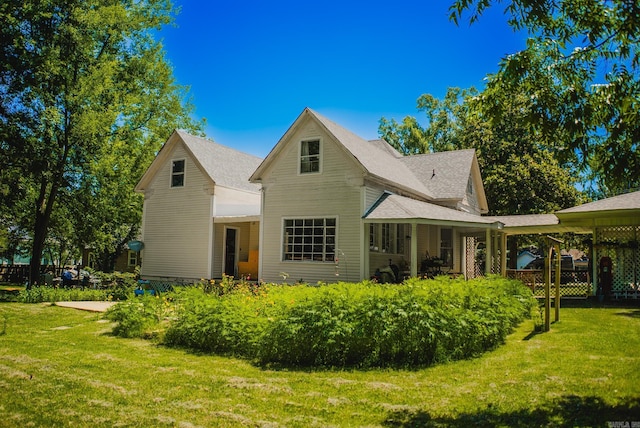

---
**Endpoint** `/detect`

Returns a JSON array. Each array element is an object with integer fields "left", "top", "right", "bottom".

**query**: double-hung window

[
  {"left": 440, "top": 228, "right": 453, "bottom": 268},
  {"left": 283, "top": 218, "right": 336, "bottom": 262},
  {"left": 300, "top": 139, "right": 320, "bottom": 174},
  {"left": 370, "top": 223, "right": 405, "bottom": 254},
  {"left": 171, "top": 159, "right": 185, "bottom": 187},
  {"left": 128, "top": 250, "right": 138, "bottom": 267}
]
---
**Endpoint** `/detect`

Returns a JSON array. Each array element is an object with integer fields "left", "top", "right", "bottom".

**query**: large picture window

[
  {"left": 283, "top": 218, "right": 336, "bottom": 261},
  {"left": 300, "top": 139, "right": 320, "bottom": 174},
  {"left": 171, "top": 159, "right": 185, "bottom": 187}
]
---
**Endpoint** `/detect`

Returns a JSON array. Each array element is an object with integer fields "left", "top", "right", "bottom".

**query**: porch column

[
  {"left": 410, "top": 222, "right": 418, "bottom": 278},
  {"left": 363, "top": 222, "right": 370, "bottom": 280},
  {"left": 485, "top": 229, "right": 492, "bottom": 274},
  {"left": 500, "top": 232, "right": 507, "bottom": 277}
]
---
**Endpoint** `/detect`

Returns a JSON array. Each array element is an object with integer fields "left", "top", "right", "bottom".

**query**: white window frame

[
  {"left": 128, "top": 250, "right": 138, "bottom": 267},
  {"left": 440, "top": 228, "right": 453, "bottom": 268},
  {"left": 298, "top": 139, "right": 322, "bottom": 175},
  {"left": 171, "top": 158, "right": 186, "bottom": 188},
  {"left": 370, "top": 223, "right": 405, "bottom": 254},
  {"left": 282, "top": 217, "right": 337, "bottom": 262}
]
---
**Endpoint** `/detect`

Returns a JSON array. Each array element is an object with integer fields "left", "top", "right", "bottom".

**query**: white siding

[
  {"left": 140, "top": 143, "right": 213, "bottom": 280},
  {"left": 364, "top": 186, "right": 385, "bottom": 212},
  {"left": 259, "top": 121, "right": 364, "bottom": 283},
  {"left": 461, "top": 173, "right": 482, "bottom": 215},
  {"left": 214, "top": 186, "right": 261, "bottom": 217}
]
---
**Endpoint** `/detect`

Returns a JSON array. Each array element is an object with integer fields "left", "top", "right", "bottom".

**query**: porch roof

[
  {"left": 487, "top": 214, "right": 593, "bottom": 235},
  {"left": 363, "top": 193, "right": 502, "bottom": 229},
  {"left": 213, "top": 215, "right": 260, "bottom": 223},
  {"left": 555, "top": 190, "right": 640, "bottom": 227}
]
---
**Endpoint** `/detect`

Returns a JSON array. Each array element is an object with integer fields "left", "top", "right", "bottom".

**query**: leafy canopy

[
  {"left": 449, "top": 0, "right": 640, "bottom": 195},
  {"left": 379, "top": 87, "right": 582, "bottom": 215},
  {"left": 0, "top": 0, "right": 202, "bottom": 282}
]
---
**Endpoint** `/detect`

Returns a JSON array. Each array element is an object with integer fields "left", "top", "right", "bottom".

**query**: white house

[
  {"left": 135, "top": 130, "right": 263, "bottom": 281},
  {"left": 249, "top": 108, "right": 502, "bottom": 283}
]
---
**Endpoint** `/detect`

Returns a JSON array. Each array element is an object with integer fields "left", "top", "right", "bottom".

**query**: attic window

[
  {"left": 300, "top": 139, "right": 320, "bottom": 174},
  {"left": 467, "top": 176, "right": 473, "bottom": 195},
  {"left": 171, "top": 159, "right": 185, "bottom": 187}
]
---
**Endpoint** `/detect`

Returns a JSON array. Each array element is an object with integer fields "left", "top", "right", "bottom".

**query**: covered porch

[{"left": 363, "top": 193, "right": 503, "bottom": 281}]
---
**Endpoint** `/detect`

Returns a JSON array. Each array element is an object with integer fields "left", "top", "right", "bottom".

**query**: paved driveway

[{"left": 55, "top": 301, "right": 118, "bottom": 312}]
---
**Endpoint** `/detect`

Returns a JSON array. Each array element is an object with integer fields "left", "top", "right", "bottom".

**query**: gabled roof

[
  {"left": 136, "top": 130, "right": 262, "bottom": 193},
  {"left": 557, "top": 190, "right": 640, "bottom": 214},
  {"left": 400, "top": 149, "right": 478, "bottom": 201},
  {"left": 364, "top": 193, "right": 501, "bottom": 229},
  {"left": 250, "top": 108, "right": 484, "bottom": 206}
]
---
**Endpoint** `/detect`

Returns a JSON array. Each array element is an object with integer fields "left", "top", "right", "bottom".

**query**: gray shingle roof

[
  {"left": 176, "top": 130, "right": 262, "bottom": 193},
  {"left": 557, "top": 190, "right": 640, "bottom": 214},
  {"left": 400, "top": 150, "right": 476, "bottom": 200},
  {"left": 488, "top": 214, "right": 560, "bottom": 228},
  {"left": 308, "top": 109, "right": 434, "bottom": 199},
  {"left": 364, "top": 193, "right": 499, "bottom": 226}
]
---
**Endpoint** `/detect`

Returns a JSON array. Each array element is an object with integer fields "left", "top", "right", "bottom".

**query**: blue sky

[{"left": 159, "top": 1, "right": 526, "bottom": 157}]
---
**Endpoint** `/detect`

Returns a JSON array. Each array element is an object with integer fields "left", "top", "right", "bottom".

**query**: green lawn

[{"left": 0, "top": 300, "right": 639, "bottom": 427}]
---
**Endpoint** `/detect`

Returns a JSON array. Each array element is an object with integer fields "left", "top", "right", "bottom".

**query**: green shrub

[
  {"left": 107, "top": 277, "right": 536, "bottom": 368},
  {"left": 258, "top": 277, "right": 535, "bottom": 367},
  {"left": 17, "top": 286, "right": 111, "bottom": 303},
  {"left": 105, "top": 295, "right": 172, "bottom": 339},
  {"left": 91, "top": 270, "right": 138, "bottom": 300}
]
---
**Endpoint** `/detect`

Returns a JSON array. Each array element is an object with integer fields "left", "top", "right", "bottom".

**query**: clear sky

[{"left": 159, "top": 1, "right": 526, "bottom": 158}]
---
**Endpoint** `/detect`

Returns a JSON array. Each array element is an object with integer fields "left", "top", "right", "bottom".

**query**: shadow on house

[{"left": 383, "top": 395, "right": 640, "bottom": 427}]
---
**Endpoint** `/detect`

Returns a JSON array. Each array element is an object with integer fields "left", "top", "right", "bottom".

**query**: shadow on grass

[
  {"left": 615, "top": 310, "right": 640, "bottom": 319},
  {"left": 383, "top": 395, "right": 640, "bottom": 427}
]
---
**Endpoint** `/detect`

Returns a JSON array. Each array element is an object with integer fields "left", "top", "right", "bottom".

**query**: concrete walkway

[{"left": 55, "top": 301, "right": 118, "bottom": 312}]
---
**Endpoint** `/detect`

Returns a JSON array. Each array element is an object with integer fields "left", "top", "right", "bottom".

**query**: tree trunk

[{"left": 28, "top": 172, "right": 63, "bottom": 288}]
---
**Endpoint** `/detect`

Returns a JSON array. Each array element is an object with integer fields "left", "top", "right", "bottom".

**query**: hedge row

[{"left": 108, "top": 276, "right": 536, "bottom": 368}]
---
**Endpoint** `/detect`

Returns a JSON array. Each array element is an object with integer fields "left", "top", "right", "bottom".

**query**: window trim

[
  {"left": 298, "top": 138, "right": 322, "bottom": 175},
  {"left": 170, "top": 158, "right": 186, "bottom": 188},
  {"left": 369, "top": 223, "right": 405, "bottom": 254},
  {"left": 128, "top": 250, "right": 138, "bottom": 267},
  {"left": 440, "top": 228, "right": 454, "bottom": 268},
  {"left": 281, "top": 216, "right": 337, "bottom": 262}
]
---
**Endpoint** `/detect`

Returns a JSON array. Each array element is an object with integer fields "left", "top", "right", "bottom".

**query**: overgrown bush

[
  {"left": 108, "top": 276, "right": 536, "bottom": 368},
  {"left": 258, "top": 276, "right": 535, "bottom": 367},
  {"left": 105, "top": 294, "right": 173, "bottom": 339},
  {"left": 18, "top": 286, "right": 111, "bottom": 303},
  {"left": 90, "top": 270, "right": 138, "bottom": 300}
]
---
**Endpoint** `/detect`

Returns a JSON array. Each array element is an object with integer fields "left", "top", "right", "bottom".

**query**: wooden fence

[
  {"left": 0, "top": 265, "right": 67, "bottom": 284},
  {"left": 506, "top": 269, "right": 592, "bottom": 298}
]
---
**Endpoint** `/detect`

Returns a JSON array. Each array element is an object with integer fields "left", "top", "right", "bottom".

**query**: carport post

[{"left": 545, "top": 235, "right": 564, "bottom": 331}]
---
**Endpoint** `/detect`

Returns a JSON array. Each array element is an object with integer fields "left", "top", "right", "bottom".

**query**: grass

[{"left": 0, "top": 300, "right": 639, "bottom": 427}]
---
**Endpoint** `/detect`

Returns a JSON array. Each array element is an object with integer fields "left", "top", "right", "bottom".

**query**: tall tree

[
  {"left": 379, "top": 87, "right": 582, "bottom": 215},
  {"left": 0, "top": 0, "right": 202, "bottom": 286},
  {"left": 449, "top": 0, "right": 640, "bottom": 196}
]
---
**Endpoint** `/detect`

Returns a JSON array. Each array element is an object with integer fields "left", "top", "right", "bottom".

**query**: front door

[{"left": 224, "top": 228, "right": 237, "bottom": 277}]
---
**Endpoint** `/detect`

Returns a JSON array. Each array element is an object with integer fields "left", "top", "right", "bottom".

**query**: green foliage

[
  {"left": 379, "top": 87, "right": 583, "bottom": 215},
  {"left": 2, "top": 301, "right": 639, "bottom": 426},
  {"left": 17, "top": 286, "right": 111, "bottom": 303},
  {"left": 449, "top": 0, "right": 640, "bottom": 196},
  {"left": 105, "top": 295, "right": 172, "bottom": 339},
  {"left": 0, "top": 0, "right": 203, "bottom": 283},
  {"left": 109, "top": 277, "right": 535, "bottom": 368},
  {"left": 90, "top": 270, "right": 138, "bottom": 300}
]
